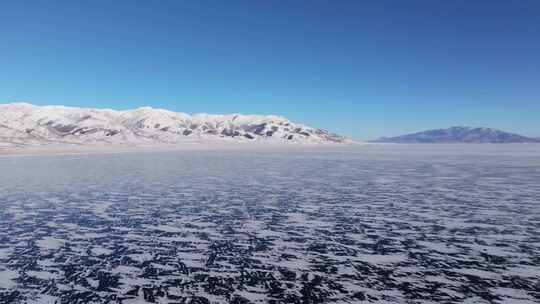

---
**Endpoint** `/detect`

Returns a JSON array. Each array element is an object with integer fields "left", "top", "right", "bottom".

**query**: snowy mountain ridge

[
  {"left": 0, "top": 103, "right": 350, "bottom": 147},
  {"left": 372, "top": 126, "right": 540, "bottom": 143}
]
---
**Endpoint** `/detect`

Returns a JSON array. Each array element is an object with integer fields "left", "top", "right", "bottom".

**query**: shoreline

[
  {"left": 2, "top": 142, "right": 540, "bottom": 159},
  {"left": 0, "top": 142, "right": 362, "bottom": 157}
]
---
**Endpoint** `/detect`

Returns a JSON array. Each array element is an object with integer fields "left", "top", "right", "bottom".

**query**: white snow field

[{"left": 0, "top": 144, "right": 539, "bottom": 303}]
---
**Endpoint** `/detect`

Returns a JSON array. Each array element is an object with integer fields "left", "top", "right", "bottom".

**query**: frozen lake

[{"left": 0, "top": 144, "right": 539, "bottom": 303}]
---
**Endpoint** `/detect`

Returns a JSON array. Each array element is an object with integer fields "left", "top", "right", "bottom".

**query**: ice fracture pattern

[{"left": 0, "top": 146, "right": 539, "bottom": 303}]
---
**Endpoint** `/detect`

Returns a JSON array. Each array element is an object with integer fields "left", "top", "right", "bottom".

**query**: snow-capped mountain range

[
  {"left": 372, "top": 126, "right": 540, "bottom": 143},
  {"left": 0, "top": 103, "right": 350, "bottom": 147}
]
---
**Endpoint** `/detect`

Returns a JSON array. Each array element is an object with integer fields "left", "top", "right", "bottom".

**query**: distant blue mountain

[{"left": 372, "top": 127, "right": 540, "bottom": 143}]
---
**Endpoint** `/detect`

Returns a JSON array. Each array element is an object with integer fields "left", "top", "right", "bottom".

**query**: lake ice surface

[{"left": 0, "top": 144, "right": 539, "bottom": 303}]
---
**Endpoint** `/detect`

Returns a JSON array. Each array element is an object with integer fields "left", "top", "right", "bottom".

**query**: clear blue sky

[{"left": 1, "top": 0, "right": 539, "bottom": 140}]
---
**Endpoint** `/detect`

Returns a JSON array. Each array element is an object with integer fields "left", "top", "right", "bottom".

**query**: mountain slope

[
  {"left": 372, "top": 127, "right": 539, "bottom": 143},
  {"left": 0, "top": 103, "right": 350, "bottom": 147}
]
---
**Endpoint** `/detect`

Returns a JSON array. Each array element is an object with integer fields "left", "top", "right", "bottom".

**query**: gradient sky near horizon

[{"left": 1, "top": 1, "right": 539, "bottom": 140}]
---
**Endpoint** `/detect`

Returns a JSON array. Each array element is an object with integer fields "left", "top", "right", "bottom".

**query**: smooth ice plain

[{"left": 0, "top": 144, "right": 539, "bottom": 303}]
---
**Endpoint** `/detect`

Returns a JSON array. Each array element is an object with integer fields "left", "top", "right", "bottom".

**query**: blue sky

[{"left": 1, "top": 1, "right": 539, "bottom": 140}]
